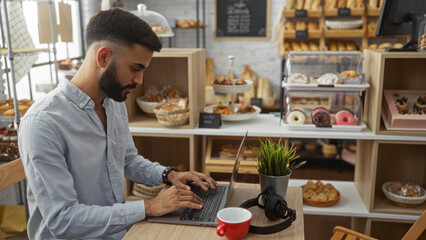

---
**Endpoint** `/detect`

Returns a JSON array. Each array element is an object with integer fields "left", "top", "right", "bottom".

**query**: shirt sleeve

[{"left": 19, "top": 113, "right": 146, "bottom": 239}]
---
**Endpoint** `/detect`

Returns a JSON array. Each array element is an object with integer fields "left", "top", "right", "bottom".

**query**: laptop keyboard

[{"left": 180, "top": 185, "right": 226, "bottom": 222}]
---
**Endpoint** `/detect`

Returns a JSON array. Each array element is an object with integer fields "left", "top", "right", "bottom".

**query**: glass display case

[
  {"left": 131, "top": 4, "right": 174, "bottom": 37},
  {"left": 281, "top": 51, "right": 369, "bottom": 131}
]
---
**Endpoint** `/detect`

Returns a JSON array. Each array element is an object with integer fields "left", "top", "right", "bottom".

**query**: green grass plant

[{"left": 251, "top": 138, "right": 306, "bottom": 176}]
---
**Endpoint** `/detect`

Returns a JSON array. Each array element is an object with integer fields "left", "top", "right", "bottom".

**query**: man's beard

[{"left": 99, "top": 60, "right": 136, "bottom": 102}]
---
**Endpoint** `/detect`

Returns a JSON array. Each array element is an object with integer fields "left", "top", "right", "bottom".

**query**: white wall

[{"left": 82, "top": 0, "right": 285, "bottom": 99}]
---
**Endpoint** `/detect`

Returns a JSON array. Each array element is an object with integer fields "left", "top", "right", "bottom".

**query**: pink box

[{"left": 382, "top": 90, "right": 426, "bottom": 130}]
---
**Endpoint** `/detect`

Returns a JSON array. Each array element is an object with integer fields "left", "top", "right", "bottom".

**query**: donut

[
  {"left": 335, "top": 110, "right": 356, "bottom": 125},
  {"left": 311, "top": 107, "right": 331, "bottom": 126},
  {"left": 286, "top": 109, "right": 306, "bottom": 124},
  {"left": 288, "top": 73, "right": 310, "bottom": 84},
  {"left": 316, "top": 73, "right": 342, "bottom": 85}
]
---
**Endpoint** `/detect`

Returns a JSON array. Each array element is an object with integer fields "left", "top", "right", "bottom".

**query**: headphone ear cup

[
  {"left": 264, "top": 195, "right": 280, "bottom": 220},
  {"left": 275, "top": 199, "right": 288, "bottom": 219}
]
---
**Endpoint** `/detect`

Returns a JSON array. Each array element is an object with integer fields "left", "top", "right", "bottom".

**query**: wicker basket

[
  {"left": 132, "top": 183, "right": 165, "bottom": 200},
  {"left": 153, "top": 108, "right": 189, "bottom": 127}
]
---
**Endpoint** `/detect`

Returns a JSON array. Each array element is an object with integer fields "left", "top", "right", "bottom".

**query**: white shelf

[
  {"left": 289, "top": 179, "right": 419, "bottom": 221},
  {"left": 129, "top": 114, "right": 426, "bottom": 141}
]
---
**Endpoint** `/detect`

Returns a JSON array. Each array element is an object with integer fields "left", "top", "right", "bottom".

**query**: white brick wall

[{"left": 82, "top": 0, "right": 286, "bottom": 98}]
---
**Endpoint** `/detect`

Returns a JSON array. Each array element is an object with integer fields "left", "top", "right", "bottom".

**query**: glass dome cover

[{"left": 131, "top": 4, "right": 174, "bottom": 37}]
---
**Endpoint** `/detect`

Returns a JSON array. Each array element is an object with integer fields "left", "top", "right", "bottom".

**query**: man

[{"left": 18, "top": 8, "right": 217, "bottom": 240}]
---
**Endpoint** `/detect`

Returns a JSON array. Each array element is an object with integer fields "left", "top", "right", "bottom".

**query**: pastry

[
  {"left": 285, "top": 0, "right": 296, "bottom": 10},
  {"left": 309, "top": 40, "right": 319, "bottom": 51},
  {"left": 337, "top": 41, "right": 346, "bottom": 51},
  {"left": 379, "top": 42, "right": 392, "bottom": 49},
  {"left": 341, "top": 70, "right": 358, "bottom": 78},
  {"left": 284, "top": 41, "right": 292, "bottom": 51},
  {"left": 346, "top": 0, "right": 356, "bottom": 8},
  {"left": 285, "top": 21, "right": 295, "bottom": 30},
  {"left": 286, "top": 109, "right": 307, "bottom": 124},
  {"left": 311, "top": 107, "right": 331, "bottom": 126},
  {"left": 308, "top": 21, "right": 319, "bottom": 30},
  {"left": 213, "top": 103, "right": 232, "bottom": 115},
  {"left": 393, "top": 43, "right": 403, "bottom": 49},
  {"left": 345, "top": 41, "right": 357, "bottom": 51},
  {"left": 291, "top": 41, "right": 302, "bottom": 51},
  {"left": 337, "top": 0, "right": 347, "bottom": 8},
  {"left": 369, "top": 43, "right": 378, "bottom": 49},
  {"left": 235, "top": 78, "right": 247, "bottom": 85},
  {"left": 329, "top": 40, "right": 338, "bottom": 51},
  {"left": 237, "top": 101, "right": 256, "bottom": 113},
  {"left": 300, "top": 41, "right": 310, "bottom": 51},
  {"left": 413, "top": 96, "right": 426, "bottom": 114},
  {"left": 325, "top": 0, "right": 337, "bottom": 9},
  {"left": 316, "top": 73, "right": 342, "bottom": 85},
  {"left": 395, "top": 96, "right": 409, "bottom": 114},
  {"left": 295, "top": 0, "right": 305, "bottom": 9},
  {"left": 355, "top": 0, "right": 363, "bottom": 7},
  {"left": 288, "top": 73, "right": 310, "bottom": 84},
  {"left": 296, "top": 21, "right": 307, "bottom": 31},
  {"left": 304, "top": 0, "right": 314, "bottom": 10},
  {"left": 302, "top": 180, "right": 340, "bottom": 203},
  {"left": 335, "top": 110, "right": 356, "bottom": 125},
  {"left": 0, "top": 100, "right": 6, "bottom": 106},
  {"left": 312, "top": 0, "right": 321, "bottom": 10}
]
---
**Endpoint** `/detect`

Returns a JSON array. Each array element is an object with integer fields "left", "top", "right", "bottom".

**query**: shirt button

[{"left": 113, "top": 184, "right": 117, "bottom": 188}]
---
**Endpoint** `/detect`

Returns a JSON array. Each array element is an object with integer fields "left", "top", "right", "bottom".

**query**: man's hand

[
  {"left": 168, "top": 171, "right": 218, "bottom": 191},
  {"left": 144, "top": 186, "right": 202, "bottom": 217}
]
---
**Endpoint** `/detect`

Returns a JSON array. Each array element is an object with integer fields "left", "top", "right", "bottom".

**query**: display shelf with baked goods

[
  {"left": 281, "top": 51, "right": 369, "bottom": 131},
  {"left": 124, "top": 48, "right": 205, "bottom": 129},
  {"left": 125, "top": 133, "right": 202, "bottom": 201},
  {"left": 323, "top": 6, "right": 365, "bottom": 17},
  {"left": 355, "top": 140, "right": 426, "bottom": 217},
  {"left": 282, "top": 0, "right": 323, "bottom": 18},
  {"left": 365, "top": 0, "right": 383, "bottom": 17},
  {"left": 204, "top": 135, "right": 268, "bottom": 176},
  {"left": 0, "top": 48, "right": 49, "bottom": 57},
  {"left": 364, "top": 49, "right": 426, "bottom": 136}
]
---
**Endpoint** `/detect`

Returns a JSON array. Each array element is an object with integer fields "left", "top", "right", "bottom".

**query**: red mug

[{"left": 216, "top": 207, "right": 252, "bottom": 240}]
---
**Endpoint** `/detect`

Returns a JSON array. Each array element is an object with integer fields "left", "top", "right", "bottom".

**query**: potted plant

[{"left": 251, "top": 138, "right": 306, "bottom": 198}]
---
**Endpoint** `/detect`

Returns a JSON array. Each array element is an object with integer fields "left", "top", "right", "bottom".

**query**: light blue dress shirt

[{"left": 18, "top": 79, "right": 166, "bottom": 240}]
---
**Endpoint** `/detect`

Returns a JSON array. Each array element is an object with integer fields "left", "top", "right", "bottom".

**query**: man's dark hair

[{"left": 85, "top": 8, "right": 162, "bottom": 52}]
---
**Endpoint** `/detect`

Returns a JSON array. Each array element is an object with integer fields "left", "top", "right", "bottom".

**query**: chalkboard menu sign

[{"left": 215, "top": 0, "right": 270, "bottom": 40}]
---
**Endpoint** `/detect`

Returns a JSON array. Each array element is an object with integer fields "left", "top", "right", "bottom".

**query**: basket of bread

[
  {"left": 0, "top": 98, "right": 34, "bottom": 117},
  {"left": 137, "top": 86, "right": 183, "bottom": 118},
  {"left": 382, "top": 181, "right": 426, "bottom": 208},
  {"left": 302, "top": 180, "right": 341, "bottom": 207},
  {"left": 153, "top": 98, "right": 189, "bottom": 127}
]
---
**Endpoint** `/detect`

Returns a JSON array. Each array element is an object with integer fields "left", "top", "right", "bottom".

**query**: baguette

[
  {"left": 295, "top": 0, "right": 305, "bottom": 9},
  {"left": 312, "top": 0, "right": 321, "bottom": 10},
  {"left": 304, "top": 0, "right": 314, "bottom": 10},
  {"left": 346, "top": 0, "right": 356, "bottom": 8},
  {"left": 296, "top": 21, "right": 307, "bottom": 31},
  {"left": 337, "top": 0, "right": 347, "bottom": 8},
  {"left": 308, "top": 21, "right": 319, "bottom": 30},
  {"left": 325, "top": 0, "right": 337, "bottom": 9},
  {"left": 285, "top": 0, "right": 296, "bottom": 10},
  {"left": 300, "top": 41, "right": 310, "bottom": 51},
  {"left": 285, "top": 21, "right": 295, "bottom": 30}
]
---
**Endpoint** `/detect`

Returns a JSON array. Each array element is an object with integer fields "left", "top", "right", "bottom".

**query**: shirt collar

[{"left": 59, "top": 78, "right": 95, "bottom": 110}]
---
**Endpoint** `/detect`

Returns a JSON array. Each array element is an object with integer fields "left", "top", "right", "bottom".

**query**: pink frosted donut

[{"left": 335, "top": 110, "right": 356, "bottom": 125}]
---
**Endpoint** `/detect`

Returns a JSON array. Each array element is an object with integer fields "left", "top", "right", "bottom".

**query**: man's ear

[{"left": 96, "top": 46, "right": 111, "bottom": 68}]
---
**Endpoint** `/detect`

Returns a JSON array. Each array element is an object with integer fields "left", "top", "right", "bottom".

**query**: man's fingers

[
  {"left": 177, "top": 189, "right": 202, "bottom": 202},
  {"left": 191, "top": 172, "right": 218, "bottom": 190},
  {"left": 179, "top": 201, "right": 203, "bottom": 210},
  {"left": 178, "top": 195, "right": 203, "bottom": 205}
]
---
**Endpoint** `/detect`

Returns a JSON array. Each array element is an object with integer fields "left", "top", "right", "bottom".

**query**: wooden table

[{"left": 124, "top": 183, "right": 304, "bottom": 240}]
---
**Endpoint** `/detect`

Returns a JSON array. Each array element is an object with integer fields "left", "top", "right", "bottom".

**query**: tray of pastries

[
  {"left": 204, "top": 102, "right": 260, "bottom": 121},
  {"left": 282, "top": 71, "right": 369, "bottom": 91},
  {"left": 212, "top": 75, "right": 253, "bottom": 94},
  {"left": 302, "top": 180, "right": 341, "bottom": 207},
  {"left": 382, "top": 181, "right": 426, "bottom": 208}
]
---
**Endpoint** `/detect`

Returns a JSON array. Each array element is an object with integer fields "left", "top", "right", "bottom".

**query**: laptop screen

[{"left": 225, "top": 131, "right": 248, "bottom": 203}]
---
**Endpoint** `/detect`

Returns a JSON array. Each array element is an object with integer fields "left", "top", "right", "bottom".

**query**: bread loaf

[
  {"left": 257, "top": 77, "right": 276, "bottom": 108},
  {"left": 308, "top": 21, "right": 319, "bottom": 30},
  {"left": 296, "top": 0, "right": 305, "bottom": 9},
  {"left": 355, "top": 0, "right": 363, "bottom": 8},
  {"left": 329, "top": 40, "right": 338, "bottom": 51},
  {"left": 239, "top": 65, "right": 257, "bottom": 104},
  {"left": 312, "top": 0, "right": 321, "bottom": 10},
  {"left": 346, "top": 0, "right": 355, "bottom": 8},
  {"left": 337, "top": 0, "right": 347, "bottom": 8},
  {"left": 304, "top": 0, "right": 314, "bottom": 10},
  {"left": 296, "top": 21, "right": 307, "bottom": 31},
  {"left": 345, "top": 41, "right": 357, "bottom": 51},
  {"left": 337, "top": 41, "right": 346, "bottom": 51},
  {"left": 291, "top": 41, "right": 302, "bottom": 51},
  {"left": 325, "top": 0, "right": 337, "bottom": 9},
  {"left": 369, "top": 0, "right": 378, "bottom": 8},
  {"left": 301, "top": 41, "right": 310, "bottom": 51},
  {"left": 285, "top": 0, "right": 296, "bottom": 10},
  {"left": 284, "top": 41, "right": 292, "bottom": 51},
  {"left": 205, "top": 58, "right": 215, "bottom": 86},
  {"left": 285, "top": 21, "right": 295, "bottom": 30},
  {"left": 309, "top": 40, "right": 319, "bottom": 51}
]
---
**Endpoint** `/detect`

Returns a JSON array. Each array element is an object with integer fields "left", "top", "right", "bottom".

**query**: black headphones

[{"left": 239, "top": 187, "right": 296, "bottom": 235}]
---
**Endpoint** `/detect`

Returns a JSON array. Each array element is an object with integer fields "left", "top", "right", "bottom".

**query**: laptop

[{"left": 148, "top": 131, "right": 248, "bottom": 227}]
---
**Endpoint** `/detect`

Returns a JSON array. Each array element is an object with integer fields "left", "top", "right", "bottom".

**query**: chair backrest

[
  {"left": 331, "top": 226, "right": 378, "bottom": 240},
  {"left": 402, "top": 210, "right": 426, "bottom": 240},
  {"left": 0, "top": 158, "right": 26, "bottom": 239},
  {"left": 0, "top": 158, "right": 25, "bottom": 191}
]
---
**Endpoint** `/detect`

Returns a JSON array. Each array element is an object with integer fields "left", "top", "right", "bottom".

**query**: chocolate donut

[{"left": 312, "top": 109, "right": 331, "bottom": 126}]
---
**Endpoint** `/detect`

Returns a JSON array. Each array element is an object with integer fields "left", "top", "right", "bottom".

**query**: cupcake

[
  {"left": 413, "top": 96, "right": 426, "bottom": 114},
  {"left": 395, "top": 96, "right": 408, "bottom": 114}
]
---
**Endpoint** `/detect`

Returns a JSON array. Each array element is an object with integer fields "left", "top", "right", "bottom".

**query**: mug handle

[{"left": 216, "top": 224, "right": 225, "bottom": 237}]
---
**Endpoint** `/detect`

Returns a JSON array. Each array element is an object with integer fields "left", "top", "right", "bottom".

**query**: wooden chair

[
  {"left": 402, "top": 210, "right": 426, "bottom": 240},
  {"left": 0, "top": 158, "right": 26, "bottom": 240},
  {"left": 331, "top": 210, "right": 426, "bottom": 240},
  {"left": 331, "top": 226, "right": 378, "bottom": 240}
]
